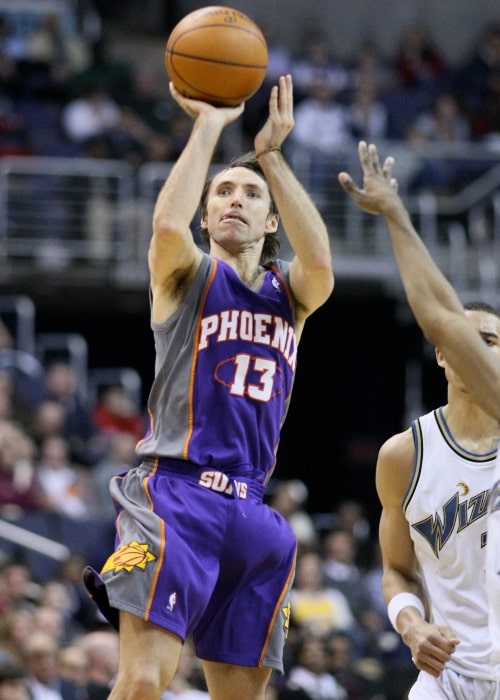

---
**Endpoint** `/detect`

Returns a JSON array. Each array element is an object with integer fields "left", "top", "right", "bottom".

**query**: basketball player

[
  {"left": 83, "top": 73, "right": 334, "bottom": 700},
  {"left": 338, "top": 141, "right": 500, "bottom": 697},
  {"left": 376, "top": 299, "right": 500, "bottom": 697}
]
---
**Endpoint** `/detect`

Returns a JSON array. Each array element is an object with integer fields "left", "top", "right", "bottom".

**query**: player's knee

[{"left": 111, "top": 668, "right": 170, "bottom": 700}]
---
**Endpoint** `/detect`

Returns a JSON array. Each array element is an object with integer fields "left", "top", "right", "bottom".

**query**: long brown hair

[{"left": 199, "top": 152, "right": 280, "bottom": 263}]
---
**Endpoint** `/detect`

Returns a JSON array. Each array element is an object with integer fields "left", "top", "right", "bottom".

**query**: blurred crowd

[
  {"left": 2, "top": 6, "right": 500, "bottom": 699},
  {"left": 0, "top": 4, "right": 499, "bottom": 193}
]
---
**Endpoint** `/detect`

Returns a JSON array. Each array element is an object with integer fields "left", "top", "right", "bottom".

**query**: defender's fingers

[
  {"left": 382, "top": 156, "right": 395, "bottom": 178},
  {"left": 367, "top": 143, "right": 382, "bottom": 172},
  {"left": 338, "top": 173, "right": 355, "bottom": 191}
]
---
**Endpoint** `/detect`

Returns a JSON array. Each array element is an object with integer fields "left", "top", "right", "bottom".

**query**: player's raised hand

[{"left": 338, "top": 140, "right": 400, "bottom": 216}]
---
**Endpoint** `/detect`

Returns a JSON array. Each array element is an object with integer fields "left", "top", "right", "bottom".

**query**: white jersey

[
  {"left": 404, "top": 407, "right": 496, "bottom": 680},
  {"left": 487, "top": 455, "right": 500, "bottom": 681}
]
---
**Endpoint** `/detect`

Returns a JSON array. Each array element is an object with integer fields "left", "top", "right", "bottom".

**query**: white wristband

[{"left": 387, "top": 592, "right": 425, "bottom": 632}]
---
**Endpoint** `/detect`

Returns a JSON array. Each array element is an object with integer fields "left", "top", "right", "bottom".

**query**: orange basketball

[{"left": 165, "top": 6, "right": 268, "bottom": 107}]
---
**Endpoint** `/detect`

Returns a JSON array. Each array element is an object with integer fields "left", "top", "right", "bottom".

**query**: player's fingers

[
  {"left": 367, "top": 143, "right": 382, "bottom": 172},
  {"left": 382, "top": 156, "right": 395, "bottom": 178},
  {"left": 337, "top": 173, "right": 355, "bottom": 191},
  {"left": 282, "top": 74, "right": 293, "bottom": 119},
  {"left": 415, "top": 654, "right": 446, "bottom": 678},
  {"left": 358, "top": 141, "right": 369, "bottom": 171}
]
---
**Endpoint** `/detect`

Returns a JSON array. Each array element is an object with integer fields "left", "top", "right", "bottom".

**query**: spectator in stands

[
  {"left": 453, "top": 22, "right": 500, "bottom": 134},
  {"left": 241, "top": 21, "right": 293, "bottom": 148},
  {"left": 321, "top": 529, "right": 371, "bottom": 614},
  {"left": 345, "top": 79, "right": 389, "bottom": 141},
  {"left": 0, "top": 609, "right": 35, "bottom": 665},
  {"left": 31, "top": 399, "right": 66, "bottom": 443},
  {"left": 292, "top": 80, "right": 349, "bottom": 146},
  {"left": 31, "top": 604, "right": 68, "bottom": 648},
  {"left": 279, "top": 632, "right": 347, "bottom": 699},
  {"left": 325, "top": 630, "right": 384, "bottom": 700},
  {"left": 24, "top": 11, "right": 92, "bottom": 102},
  {"left": 91, "top": 384, "right": 145, "bottom": 441},
  {"left": 34, "top": 435, "right": 96, "bottom": 520},
  {"left": 79, "top": 630, "right": 119, "bottom": 700},
  {"left": 411, "top": 91, "right": 471, "bottom": 143},
  {"left": 53, "top": 554, "right": 98, "bottom": 633},
  {"left": 401, "top": 91, "right": 474, "bottom": 194},
  {"left": 0, "top": 658, "right": 31, "bottom": 700},
  {"left": 61, "top": 79, "right": 118, "bottom": 143},
  {"left": 61, "top": 79, "right": 156, "bottom": 164},
  {"left": 0, "top": 14, "right": 26, "bottom": 101},
  {"left": 42, "top": 362, "right": 105, "bottom": 467},
  {"left": 0, "top": 371, "right": 34, "bottom": 433},
  {"left": 348, "top": 39, "right": 396, "bottom": 99},
  {"left": 37, "top": 580, "right": 86, "bottom": 644},
  {"left": 0, "top": 321, "right": 46, "bottom": 412},
  {"left": 121, "top": 61, "right": 173, "bottom": 135},
  {"left": 57, "top": 645, "right": 89, "bottom": 696},
  {"left": 289, "top": 550, "right": 357, "bottom": 639},
  {"left": 291, "top": 29, "right": 350, "bottom": 103},
  {"left": 290, "top": 77, "right": 353, "bottom": 214},
  {"left": 478, "top": 71, "right": 500, "bottom": 149},
  {"left": 21, "top": 630, "right": 82, "bottom": 700},
  {"left": 393, "top": 21, "right": 449, "bottom": 93},
  {"left": 333, "top": 500, "right": 371, "bottom": 549},
  {"left": 268, "top": 479, "right": 318, "bottom": 550},
  {"left": 0, "top": 420, "right": 46, "bottom": 518},
  {"left": 92, "top": 430, "right": 138, "bottom": 521},
  {"left": 0, "top": 563, "right": 39, "bottom": 615}
]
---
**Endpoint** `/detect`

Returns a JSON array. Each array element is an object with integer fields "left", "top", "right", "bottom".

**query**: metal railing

[{"left": 0, "top": 143, "right": 499, "bottom": 300}]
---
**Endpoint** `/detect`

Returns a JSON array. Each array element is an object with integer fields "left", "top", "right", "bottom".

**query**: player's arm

[
  {"left": 254, "top": 75, "right": 334, "bottom": 334},
  {"left": 338, "top": 141, "right": 500, "bottom": 422},
  {"left": 149, "top": 84, "right": 244, "bottom": 323},
  {"left": 377, "top": 429, "right": 459, "bottom": 676}
]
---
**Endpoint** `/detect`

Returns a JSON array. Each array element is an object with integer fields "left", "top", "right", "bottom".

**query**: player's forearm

[
  {"left": 153, "top": 116, "right": 223, "bottom": 235},
  {"left": 259, "top": 150, "right": 332, "bottom": 269},
  {"left": 382, "top": 200, "right": 465, "bottom": 345},
  {"left": 382, "top": 566, "right": 427, "bottom": 634}
]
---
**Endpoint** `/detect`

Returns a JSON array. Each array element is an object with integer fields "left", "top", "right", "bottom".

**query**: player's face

[
  {"left": 201, "top": 167, "right": 278, "bottom": 250},
  {"left": 437, "top": 309, "right": 500, "bottom": 393}
]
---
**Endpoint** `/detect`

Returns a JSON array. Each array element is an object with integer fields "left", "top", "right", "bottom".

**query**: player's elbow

[{"left": 152, "top": 211, "right": 177, "bottom": 239}]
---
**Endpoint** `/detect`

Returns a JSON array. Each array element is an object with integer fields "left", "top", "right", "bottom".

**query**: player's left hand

[{"left": 254, "top": 74, "right": 294, "bottom": 155}]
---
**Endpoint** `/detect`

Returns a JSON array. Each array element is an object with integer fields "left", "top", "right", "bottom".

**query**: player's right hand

[
  {"left": 404, "top": 621, "right": 460, "bottom": 677},
  {"left": 168, "top": 82, "right": 244, "bottom": 123}
]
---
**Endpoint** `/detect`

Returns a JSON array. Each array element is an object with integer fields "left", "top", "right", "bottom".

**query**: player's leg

[
  {"left": 202, "top": 660, "right": 272, "bottom": 700},
  {"left": 108, "top": 610, "right": 183, "bottom": 700}
]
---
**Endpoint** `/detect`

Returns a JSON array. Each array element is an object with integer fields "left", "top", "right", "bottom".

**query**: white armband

[{"left": 387, "top": 592, "right": 425, "bottom": 632}]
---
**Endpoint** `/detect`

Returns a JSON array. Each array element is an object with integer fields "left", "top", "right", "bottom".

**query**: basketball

[{"left": 165, "top": 6, "right": 268, "bottom": 107}]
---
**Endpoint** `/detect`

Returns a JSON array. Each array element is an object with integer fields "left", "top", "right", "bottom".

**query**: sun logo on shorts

[
  {"left": 101, "top": 541, "right": 157, "bottom": 573},
  {"left": 282, "top": 602, "right": 291, "bottom": 638}
]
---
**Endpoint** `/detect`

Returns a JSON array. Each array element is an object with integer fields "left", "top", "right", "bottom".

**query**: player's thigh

[
  {"left": 202, "top": 660, "right": 272, "bottom": 700},
  {"left": 113, "top": 611, "right": 183, "bottom": 692}
]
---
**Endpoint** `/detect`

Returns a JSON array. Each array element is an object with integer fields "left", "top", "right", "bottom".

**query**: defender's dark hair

[
  {"left": 464, "top": 300, "right": 500, "bottom": 317},
  {"left": 199, "top": 151, "right": 280, "bottom": 263}
]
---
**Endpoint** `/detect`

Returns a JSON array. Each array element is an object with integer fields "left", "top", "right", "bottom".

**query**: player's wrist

[
  {"left": 253, "top": 145, "right": 282, "bottom": 162},
  {"left": 388, "top": 592, "right": 425, "bottom": 632}
]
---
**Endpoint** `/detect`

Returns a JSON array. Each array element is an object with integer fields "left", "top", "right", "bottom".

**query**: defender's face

[{"left": 436, "top": 309, "right": 500, "bottom": 392}]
